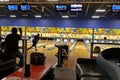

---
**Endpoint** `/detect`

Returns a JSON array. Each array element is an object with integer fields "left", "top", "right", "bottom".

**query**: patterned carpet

[{"left": 54, "top": 67, "right": 76, "bottom": 80}]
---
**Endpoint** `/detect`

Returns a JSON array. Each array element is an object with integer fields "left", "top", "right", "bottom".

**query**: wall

[{"left": 0, "top": 17, "right": 120, "bottom": 28}]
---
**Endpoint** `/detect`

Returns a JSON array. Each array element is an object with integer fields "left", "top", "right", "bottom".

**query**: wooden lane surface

[{"left": 63, "top": 41, "right": 90, "bottom": 69}]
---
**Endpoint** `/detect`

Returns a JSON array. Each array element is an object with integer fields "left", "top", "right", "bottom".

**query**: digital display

[
  {"left": 70, "top": 4, "right": 83, "bottom": 12},
  {"left": 8, "top": 4, "right": 18, "bottom": 11},
  {"left": 20, "top": 4, "right": 31, "bottom": 11},
  {"left": 112, "top": 4, "right": 120, "bottom": 12},
  {"left": 55, "top": 4, "right": 68, "bottom": 12}
]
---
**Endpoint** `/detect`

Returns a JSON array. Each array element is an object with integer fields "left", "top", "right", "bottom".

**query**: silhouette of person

[
  {"left": 5, "top": 27, "right": 23, "bottom": 68},
  {"left": 27, "top": 33, "right": 40, "bottom": 51}
]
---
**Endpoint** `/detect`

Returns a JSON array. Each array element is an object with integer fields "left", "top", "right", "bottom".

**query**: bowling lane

[
  {"left": 19, "top": 39, "right": 89, "bottom": 70},
  {"left": 84, "top": 39, "right": 120, "bottom": 52},
  {"left": 63, "top": 41, "right": 90, "bottom": 69},
  {"left": 26, "top": 39, "right": 74, "bottom": 65}
]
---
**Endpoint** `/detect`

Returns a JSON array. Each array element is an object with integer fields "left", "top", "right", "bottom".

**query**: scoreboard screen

[
  {"left": 55, "top": 4, "right": 68, "bottom": 12},
  {"left": 8, "top": 4, "right": 18, "bottom": 11},
  {"left": 112, "top": 4, "right": 120, "bottom": 12},
  {"left": 70, "top": 4, "right": 83, "bottom": 12}
]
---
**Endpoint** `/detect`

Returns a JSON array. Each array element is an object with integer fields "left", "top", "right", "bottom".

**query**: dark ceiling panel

[{"left": 0, "top": 0, "right": 119, "bottom": 19}]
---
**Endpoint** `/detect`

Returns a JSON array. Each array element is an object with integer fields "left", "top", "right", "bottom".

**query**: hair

[{"left": 12, "top": 27, "right": 17, "bottom": 34}]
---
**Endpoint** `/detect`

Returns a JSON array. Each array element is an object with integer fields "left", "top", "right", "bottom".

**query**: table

[{"left": 2, "top": 63, "right": 55, "bottom": 80}]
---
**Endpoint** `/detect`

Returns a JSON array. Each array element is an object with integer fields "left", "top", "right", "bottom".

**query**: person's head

[{"left": 11, "top": 27, "right": 17, "bottom": 34}]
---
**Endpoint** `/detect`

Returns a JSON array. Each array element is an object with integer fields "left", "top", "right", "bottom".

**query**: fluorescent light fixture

[
  {"left": 96, "top": 9, "right": 106, "bottom": 12},
  {"left": 92, "top": 16, "right": 100, "bottom": 18},
  {"left": 62, "top": 15, "right": 69, "bottom": 18},
  {"left": 35, "top": 15, "right": 42, "bottom": 18},
  {"left": 0, "top": 0, "right": 9, "bottom": 1},
  {"left": 10, "top": 15, "right": 16, "bottom": 17}
]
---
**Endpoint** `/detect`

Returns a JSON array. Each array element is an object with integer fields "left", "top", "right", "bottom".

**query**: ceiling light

[
  {"left": 92, "top": 16, "right": 100, "bottom": 18},
  {"left": 10, "top": 15, "right": 16, "bottom": 17},
  {"left": 0, "top": 0, "right": 9, "bottom": 1},
  {"left": 96, "top": 9, "right": 106, "bottom": 12},
  {"left": 62, "top": 15, "right": 69, "bottom": 18},
  {"left": 42, "top": 6, "right": 44, "bottom": 12},
  {"left": 35, "top": 15, "right": 42, "bottom": 18}
]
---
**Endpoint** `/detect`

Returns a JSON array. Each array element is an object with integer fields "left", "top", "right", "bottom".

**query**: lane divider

[{"left": 69, "top": 40, "right": 77, "bottom": 52}]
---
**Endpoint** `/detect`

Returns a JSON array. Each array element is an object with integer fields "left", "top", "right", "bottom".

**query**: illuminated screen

[
  {"left": 55, "top": 4, "right": 68, "bottom": 12},
  {"left": 20, "top": 4, "right": 31, "bottom": 11},
  {"left": 70, "top": 4, "right": 83, "bottom": 11},
  {"left": 8, "top": 4, "right": 18, "bottom": 11},
  {"left": 112, "top": 4, "right": 120, "bottom": 12}
]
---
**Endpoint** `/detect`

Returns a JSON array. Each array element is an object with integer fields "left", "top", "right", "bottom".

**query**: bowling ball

[{"left": 94, "top": 46, "right": 101, "bottom": 53}]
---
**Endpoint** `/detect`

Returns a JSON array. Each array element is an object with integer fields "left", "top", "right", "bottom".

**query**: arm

[{"left": 18, "top": 28, "right": 22, "bottom": 38}]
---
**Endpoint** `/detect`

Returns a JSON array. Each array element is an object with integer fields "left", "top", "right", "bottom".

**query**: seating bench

[{"left": 76, "top": 58, "right": 110, "bottom": 80}]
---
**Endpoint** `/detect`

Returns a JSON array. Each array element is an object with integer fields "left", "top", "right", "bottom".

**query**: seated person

[{"left": 93, "top": 46, "right": 101, "bottom": 58}]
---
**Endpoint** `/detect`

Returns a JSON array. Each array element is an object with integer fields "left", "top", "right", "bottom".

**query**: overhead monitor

[
  {"left": 55, "top": 4, "right": 68, "bottom": 12},
  {"left": 8, "top": 4, "right": 18, "bottom": 11},
  {"left": 70, "top": 4, "right": 83, "bottom": 12},
  {"left": 112, "top": 4, "right": 120, "bottom": 12},
  {"left": 20, "top": 4, "right": 31, "bottom": 11}
]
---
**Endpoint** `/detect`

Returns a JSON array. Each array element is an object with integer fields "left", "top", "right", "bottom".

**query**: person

[
  {"left": 27, "top": 33, "right": 40, "bottom": 51},
  {"left": 5, "top": 27, "right": 23, "bottom": 68}
]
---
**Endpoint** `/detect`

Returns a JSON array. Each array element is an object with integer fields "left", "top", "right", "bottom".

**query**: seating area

[
  {"left": 0, "top": 53, "right": 16, "bottom": 79},
  {"left": 76, "top": 58, "right": 109, "bottom": 80},
  {"left": 76, "top": 48, "right": 120, "bottom": 80},
  {"left": 97, "top": 48, "right": 120, "bottom": 80}
]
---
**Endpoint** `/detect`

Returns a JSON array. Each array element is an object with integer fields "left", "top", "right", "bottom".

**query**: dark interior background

[{"left": 0, "top": 17, "right": 120, "bottom": 28}]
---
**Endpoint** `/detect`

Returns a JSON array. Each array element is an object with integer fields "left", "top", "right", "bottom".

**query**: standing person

[
  {"left": 27, "top": 33, "right": 40, "bottom": 51},
  {"left": 5, "top": 27, "right": 23, "bottom": 68}
]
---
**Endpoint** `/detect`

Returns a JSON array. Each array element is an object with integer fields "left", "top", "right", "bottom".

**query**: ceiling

[{"left": 0, "top": 0, "right": 120, "bottom": 19}]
